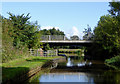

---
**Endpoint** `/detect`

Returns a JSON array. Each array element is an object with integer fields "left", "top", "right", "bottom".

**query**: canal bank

[{"left": 2, "top": 56, "right": 65, "bottom": 84}]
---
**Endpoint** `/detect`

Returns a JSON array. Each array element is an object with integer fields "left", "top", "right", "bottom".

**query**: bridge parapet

[
  {"left": 41, "top": 35, "right": 67, "bottom": 41},
  {"left": 40, "top": 35, "right": 93, "bottom": 43},
  {"left": 41, "top": 35, "right": 84, "bottom": 41}
]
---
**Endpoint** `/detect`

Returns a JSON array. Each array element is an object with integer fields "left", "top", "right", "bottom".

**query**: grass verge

[{"left": 2, "top": 56, "right": 64, "bottom": 83}]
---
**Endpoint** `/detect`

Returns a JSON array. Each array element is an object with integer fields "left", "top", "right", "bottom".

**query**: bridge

[
  {"left": 40, "top": 35, "right": 93, "bottom": 47},
  {"left": 40, "top": 35, "right": 92, "bottom": 43},
  {"left": 41, "top": 40, "right": 92, "bottom": 43}
]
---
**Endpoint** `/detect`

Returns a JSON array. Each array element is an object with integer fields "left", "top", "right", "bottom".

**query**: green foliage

[
  {"left": 83, "top": 25, "right": 93, "bottom": 40},
  {"left": 108, "top": 1, "right": 120, "bottom": 17},
  {"left": 41, "top": 28, "right": 65, "bottom": 50},
  {"left": 105, "top": 55, "right": 120, "bottom": 66},
  {"left": 41, "top": 27, "right": 65, "bottom": 35},
  {"left": 89, "top": 2, "right": 120, "bottom": 59},
  {"left": 77, "top": 50, "right": 81, "bottom": 55},
  {"left": 94, "top": 15, "right": 120, "bottom": 57},
  {"left": 2, "top": 17, "right": 29, "bottom": 62},
  {"left": 2, "top": 13, "right": 42, "bottom": 62},
  {"left": 8, "top": 12, "right": 41, "bottom": 49},
  {"left": 70, "top": 35, "right": 80, "bottom": 40},
  {"left": 44, "top": 44, "right": 50, "bottom": 51},
  {"left": 8, "top": 12, "right": 30, "bottom": 48},
  {"left": 24, "top": 21, "right": 42, "bottom": 49}
]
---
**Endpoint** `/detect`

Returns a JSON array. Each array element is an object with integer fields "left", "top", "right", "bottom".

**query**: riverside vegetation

[
  {"left": 82, "top": 1, "right": 120, "bottom": 70},
  {"left": 86, "top": 1, "right": 120, "bottom": 70},
  {"left": 1, "top": 12, "right": 65, "bottom": 83}
]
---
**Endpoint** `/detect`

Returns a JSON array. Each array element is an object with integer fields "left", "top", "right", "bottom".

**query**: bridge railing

[
  {"left": 29, "top": 49, "right": 58, "bottom": 57},
  {"left": 41, "top": 35, "right": 83, "bottom": 41},
  {"left": 41, "top": 35, "right": 68, "bottom": 41}
]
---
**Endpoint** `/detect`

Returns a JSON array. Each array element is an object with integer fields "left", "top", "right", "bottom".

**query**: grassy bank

[
  {"left": 1, "top": 56, "right": 64, "bottom": 83},
  {"left": 105, "top": 55, "right": 120, "bottom": 71}
]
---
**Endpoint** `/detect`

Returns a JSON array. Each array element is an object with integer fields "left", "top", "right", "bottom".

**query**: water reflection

[
  {"left": 30, "top": 56, "right": 120, "bottom": 84},
  {"left": 66, "top": 58, "right": 73, "bottom": 67},
  {"left": 66, "top": 57, "right": 92, "bottom": 67},
  {"left": 39, "top": 72, "right": 95, "bottom": 83}
]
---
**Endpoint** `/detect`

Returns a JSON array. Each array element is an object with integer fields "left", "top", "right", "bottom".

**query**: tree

[
  {"left": 2, "top": 17, "right": 29, "bottom": 62},
  {"left": 70, "top": 35, "right": 80, "bottom": 40},
  {"left": 8, "top": 12, "right": 41, "bottom": 49},
  {"left": 94, "top": 15, "right": 120, "bottom": 58},
  {"left": 41, "top": 28, "right": 65, "bottom": 35},
  {"left": 86, "top": 1, "right": 120, "bottom": 60},
  {"left": 44, "top": 44, "right": 50, "bottom": 51},
  {"left": 108, "top": 1, "right": 120, "bottom": 17},
  {"left": 83, "top": 25, "right": 93, "bottom": 40},
  {"left": 41, "top": 29, "right": 51, "bottom": 35},
  {"left": 24, "top": 21, "right": 41, "bottom": 49}
]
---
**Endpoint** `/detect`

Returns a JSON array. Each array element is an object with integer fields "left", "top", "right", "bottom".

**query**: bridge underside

[{"left": 43, "top": 42, "right": 92, "bottom": 49}]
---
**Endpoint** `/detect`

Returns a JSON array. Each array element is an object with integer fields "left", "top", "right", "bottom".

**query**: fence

[{"left": 29, "top": 49, "right": 58, "bottom": 57}]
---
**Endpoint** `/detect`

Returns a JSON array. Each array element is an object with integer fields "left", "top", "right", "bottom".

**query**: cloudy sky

[{"left": 2, "top": 2, "right": 110, "bottom": 39}]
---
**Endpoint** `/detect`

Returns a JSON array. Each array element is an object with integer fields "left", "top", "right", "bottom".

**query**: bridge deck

[{"left": 40, "top": 40, "right": 92, "bottom": 43}]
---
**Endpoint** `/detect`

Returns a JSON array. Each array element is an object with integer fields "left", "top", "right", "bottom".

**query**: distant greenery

[
  {"left": 58, "top": 49, "right": 83, "bottom": 56},
  {"left": 83, "top": 25, "right": 93, "bottom": 40},
  {"left": 41, "top": 28, "right": 65, "bottom": 35},
  {"left": 40, "top": 27, "right": 65, "bottom": 50},
  {"left": 70, "top": 35, "right": 80, "bottom": 40}
]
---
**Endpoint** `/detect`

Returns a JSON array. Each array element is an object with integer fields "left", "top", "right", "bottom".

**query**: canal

[{"left": 27, "top": 56, "right": 120, "bottom": 84}]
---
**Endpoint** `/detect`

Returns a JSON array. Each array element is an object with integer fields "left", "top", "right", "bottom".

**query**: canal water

[{"left": 29, "top": 56, "right": 120, "bottom": 84}]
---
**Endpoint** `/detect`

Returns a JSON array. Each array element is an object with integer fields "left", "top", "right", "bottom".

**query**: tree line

[
  {"left": 41, "top": 28, "right": 65, "bottom": 35},
  {"left": 93, "top": 1, "right": 120, "bottom": 58},
  {"left": 93, "top": 1, "right": 120, "bottom": 69},
  {"left": 85, "top": 1, "right": 120, "bottom": 69},
  {"left": 1, "top": 13, "right": 65, "bottom": 62}
]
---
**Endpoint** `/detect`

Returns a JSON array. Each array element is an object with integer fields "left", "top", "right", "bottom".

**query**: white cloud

[
  {"left": 41, "top": 26, "right": 59, "bottom": 30},
  {"left": 72, "top": 26, "right": 79, "bottom": 36},
  {"left": 71, "top": 26, "right": 85, "bottom": 40},
  {"left": 66, "top": 33, "right": 71, "bottom": 39}
]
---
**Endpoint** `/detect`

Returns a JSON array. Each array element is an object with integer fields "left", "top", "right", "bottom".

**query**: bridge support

[
  {"left": 64, "top": 36, "right": 65, "bottom": 40},
  {"left": 49, "top": 35, "right": 51, "bottom": 40}
]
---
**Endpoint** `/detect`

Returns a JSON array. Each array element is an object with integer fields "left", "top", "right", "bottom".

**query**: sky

[{"left": 1, "top": 2, "right": 111, "bottom": 39}]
